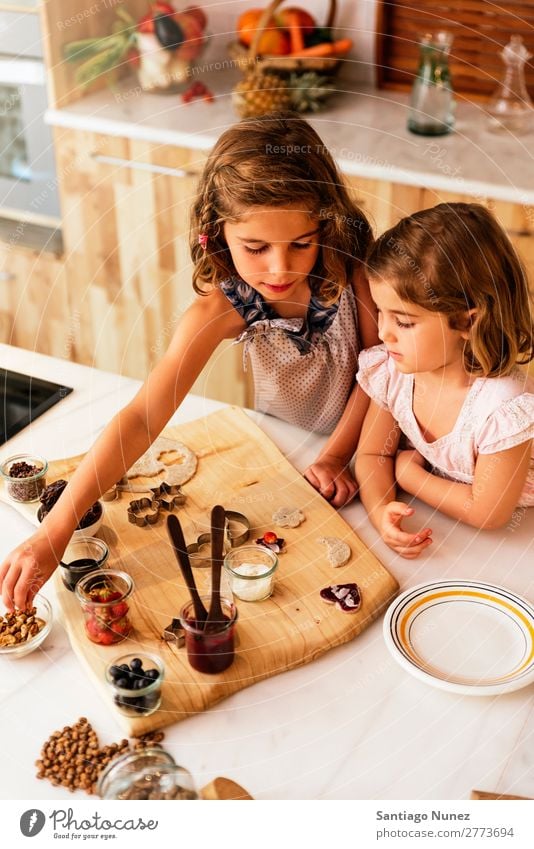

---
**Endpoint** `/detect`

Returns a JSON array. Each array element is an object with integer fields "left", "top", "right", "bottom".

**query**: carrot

[
  {"left": 286, "top": 11, "right": 305, "bottom": 54},
  {"left": 291, "top": 37, "right": 353, "bottom": 58}
]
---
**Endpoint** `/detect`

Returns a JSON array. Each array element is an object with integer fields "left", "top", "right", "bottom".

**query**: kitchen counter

[
  {"left": 46, "top": 70, "right": 534, "bottom": 205},
  {"left": 1, "top": 342, "right": 534, "bottom": 800}
]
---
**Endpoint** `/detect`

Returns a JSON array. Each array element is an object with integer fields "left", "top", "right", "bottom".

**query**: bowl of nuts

[{"left": 0, "top": 594, "right": 52, "bottom": 657}]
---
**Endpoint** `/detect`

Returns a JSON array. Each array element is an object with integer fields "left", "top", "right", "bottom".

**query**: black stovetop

[{"left": 1, "top": 368, "right": 73, "bottom": 444}]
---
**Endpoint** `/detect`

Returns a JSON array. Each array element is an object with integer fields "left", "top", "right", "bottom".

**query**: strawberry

[
  {"left": 112, "top": 616, "right": 131, "bottom": 637},
  {"left": 97, "top": 629, "right": 117, "bottom": 646},
  {"left": 110, "top": 601, "right": 129, "bottom": 619}
]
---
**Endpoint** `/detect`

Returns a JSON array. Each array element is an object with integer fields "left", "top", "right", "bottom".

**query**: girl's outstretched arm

[
  {"left": 0, "top": 291, "right": 244, "bottom": 610},
  {"left": 304, "top": 269, "right": 380, "bottom": 507},
  {"left": 355, "top": 400, "right": 433, "bottom": 558},
  {"left": 396, "top": 441, "right": 532, "bottom": 529}
]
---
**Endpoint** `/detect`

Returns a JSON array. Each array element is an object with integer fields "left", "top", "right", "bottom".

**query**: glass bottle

[
  {"left": 487, "top": 36, "right": 533, "bottom": 134},
  {"left": 407, "top": 31, "right": 456, "bottom": 136},
  {"left": 97, "top": 747, "right": 198, "bottom": 800}
]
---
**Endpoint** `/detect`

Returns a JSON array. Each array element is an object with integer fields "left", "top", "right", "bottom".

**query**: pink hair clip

[{"left": 198, "top": 233, "right": 208, "bottom": 251}]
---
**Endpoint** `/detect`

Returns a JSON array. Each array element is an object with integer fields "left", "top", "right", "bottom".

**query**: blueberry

[
  {"left": 119, "top": 663, "right": 130, "bottom": 672},
  {"left": 133, "top": 678, "right": 146, "bottom": 690},
  {"left": 130, "top": 657, "right": 143, "bottom": 671},
  {"left": 109, "top": 665, "right": 123, "bottom": 680},
  {"left": 144, "top": 668, "right": 160, "bottom": 681},
  {"left": 116, "top": 677, "right": 130, "bottom": 689}
]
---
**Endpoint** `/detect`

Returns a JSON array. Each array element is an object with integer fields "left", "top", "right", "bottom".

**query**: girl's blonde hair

[
  {"left": 366, "top": 202, "right": 534, "bottom": 377},
  {"left": 190, "top": 112, "right": 372, "bottom": 304}
]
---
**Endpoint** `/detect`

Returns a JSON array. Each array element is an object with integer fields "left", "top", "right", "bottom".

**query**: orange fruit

[
  {"left": 237, "top": 9, "right": 275, "bottom": 46},
  {"left": 276, "top": 7, "right": 316, "bottom": 35}
]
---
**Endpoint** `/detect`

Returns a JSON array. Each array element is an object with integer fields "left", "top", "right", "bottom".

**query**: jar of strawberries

[{"left": 75, "top": 571, "right": 134, "bottom": 645}]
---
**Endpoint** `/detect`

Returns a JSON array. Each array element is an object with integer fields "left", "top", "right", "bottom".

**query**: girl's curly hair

[
  {"left": 190, "top": 112, "right": 372, "bottom": 305},
  {"left": 366, "top": 202, "right": 534, "bottom": 376}
]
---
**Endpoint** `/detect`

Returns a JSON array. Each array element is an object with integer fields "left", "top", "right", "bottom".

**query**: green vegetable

[{"left": 63, "top": 8, "right": 137, "bottom": 88}]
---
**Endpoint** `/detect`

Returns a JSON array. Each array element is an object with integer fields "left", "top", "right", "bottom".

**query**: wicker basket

[{"left": 228, "top": 0, "right": 344, "bottom": 75}]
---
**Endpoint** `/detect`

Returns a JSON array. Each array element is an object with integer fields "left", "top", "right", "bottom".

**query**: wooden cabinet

[
  {"left": 51, "top": 126, "right": 250, "bottom": 405},
  {"left": 0, "top": 241, "right": 71, "bottom": 358}
]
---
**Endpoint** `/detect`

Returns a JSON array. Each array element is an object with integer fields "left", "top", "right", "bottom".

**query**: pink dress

[{"left": 358, "top": 344, "right": 534, "bottom": 508}]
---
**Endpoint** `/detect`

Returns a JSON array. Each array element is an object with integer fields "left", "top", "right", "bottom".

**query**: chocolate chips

[
  {"left": 2, "top": 458, "right": 47, "bottom": 502},
  {"left": 39, "top": 479, "right": 102, "bottom": 529}
]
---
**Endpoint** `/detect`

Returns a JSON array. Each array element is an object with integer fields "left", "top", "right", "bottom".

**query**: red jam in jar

[{"left": 180, "top": 597, "right": 237, "bottom": 674}]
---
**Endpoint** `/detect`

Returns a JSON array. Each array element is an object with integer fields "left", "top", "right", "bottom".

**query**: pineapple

[
  {"left": 232, "top": 70, "right": 292, "bottom": 118},
  {"left": 288, "top": 72, "right": 333, "bottom": 113},
  {"left": 232, "top": 69, "right": 333, "bottom": 118}
]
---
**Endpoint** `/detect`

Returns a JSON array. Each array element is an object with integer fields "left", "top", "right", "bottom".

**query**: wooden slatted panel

[{"left": 376, "top": 1, "right": 534, "bottom": 99}]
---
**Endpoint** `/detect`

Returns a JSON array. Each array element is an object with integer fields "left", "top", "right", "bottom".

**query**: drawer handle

[{"left": 91, "top": 153, "right": 198, "bottom": 178}]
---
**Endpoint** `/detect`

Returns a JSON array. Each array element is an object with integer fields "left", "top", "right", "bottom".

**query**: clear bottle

[
  {"left": 487, "top": 36, "right": 533, "bottom": 134},
  {"left": 97, "top": 747, "right": 198, "bottom": 800},
  {"left": 407, "top": 31, "right": 456, "bottom": 136}
]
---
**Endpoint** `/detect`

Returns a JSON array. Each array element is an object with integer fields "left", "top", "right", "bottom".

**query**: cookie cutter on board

[{"left": 126, "top": 484, "right": 186, "bottom": 527}]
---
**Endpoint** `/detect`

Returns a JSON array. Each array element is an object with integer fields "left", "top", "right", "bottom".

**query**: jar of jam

[
  {"left": 75, "top": 570, "right": 133, "bottom": 645},
  {"left": 60, "top": 537, "right": 109, "bottom": 592},
  {"left": 179, "top": 596, "right": 237, "bottom": 674},
  {"left": 97, "top": 747, "right": 197, "bottom": 800}
]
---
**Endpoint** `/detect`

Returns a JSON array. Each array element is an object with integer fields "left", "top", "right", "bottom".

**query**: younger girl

[
  {"left": 0, "top": 113, "right": 377, "bottom": 608},
  {"left": 355, "top": 202, "right": 534, "bottom": 559}
]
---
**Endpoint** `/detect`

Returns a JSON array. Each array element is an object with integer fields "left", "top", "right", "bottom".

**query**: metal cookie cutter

[
  {"left": 162, "top": 617, "right": 185, "bottom": 647},
  {"left": 127, "top": 496, "right": 162, "bottom": 527},
  {"left": 185, "top": 511, "right": 250, "bottom": 557},
  {"left": 150, "top": 482, "right": 186, "bottom": 511}
]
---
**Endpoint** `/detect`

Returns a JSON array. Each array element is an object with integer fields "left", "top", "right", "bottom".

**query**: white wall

[{"left": 191, "top": 0, "right": 377, "bottom": 83}]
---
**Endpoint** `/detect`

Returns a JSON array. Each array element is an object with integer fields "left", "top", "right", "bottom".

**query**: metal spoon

[
  {"left": 206, "top": 504, "right": 226, "bottom": 625},
  {"left": 166, "top": 514, "right": 208, "bottom": 624}
]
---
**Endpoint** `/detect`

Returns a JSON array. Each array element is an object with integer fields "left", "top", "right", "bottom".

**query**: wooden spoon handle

[
  {"left": 207, "top": 504, "right": 226, "bottom": 623},
  {"left": 166, "top": 514, "right": 208, "bottom": 623}
]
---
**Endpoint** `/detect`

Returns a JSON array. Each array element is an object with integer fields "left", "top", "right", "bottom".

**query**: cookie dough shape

[
  {"left": 320, "top": 583, "right": 361, "bottom": 613},
  {"left": 272, "top": 506, "right": 305, "bottom": 528},
  {"left": 127, "top": 436, "right": 197, "bottom": 484},
  {"left": 317, "top": 536, "right": 351, "bottom": 567}
]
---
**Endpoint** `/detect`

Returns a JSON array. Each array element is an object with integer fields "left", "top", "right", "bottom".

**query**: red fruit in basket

[
  {"left": 137, "top": 2, "right": 177, "bottom": 34},
  {"left": 184, "top": 5, "right": 207, "bottom": 30},
  {"left": 276, "top": 7, "right": 316, "bottom": 35}
]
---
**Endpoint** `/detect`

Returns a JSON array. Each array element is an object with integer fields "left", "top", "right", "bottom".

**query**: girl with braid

[{"left": 1, "top": 114, "right": 378, "bottom": 609}]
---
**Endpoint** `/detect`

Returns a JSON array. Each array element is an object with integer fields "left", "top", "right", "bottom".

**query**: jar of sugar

[{"left": 223, "top": 546, "right": 278, "bottom": 602}]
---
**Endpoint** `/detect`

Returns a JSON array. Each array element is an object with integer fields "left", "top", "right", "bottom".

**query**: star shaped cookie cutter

[{"left": 127, "top": 484, "right": 186, "bottom": 527}]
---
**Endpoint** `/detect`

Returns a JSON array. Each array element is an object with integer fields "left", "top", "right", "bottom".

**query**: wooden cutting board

[{"left": 51, "top": 406, "right": 399, "bottom": 735}]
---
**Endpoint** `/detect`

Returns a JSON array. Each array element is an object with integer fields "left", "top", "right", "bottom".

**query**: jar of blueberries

[
  {"left": 105, "top": 652, "right": 164, "bottom": 717},
  {"left": 97, "top": 747, "right": 198, "bottom": 800}
]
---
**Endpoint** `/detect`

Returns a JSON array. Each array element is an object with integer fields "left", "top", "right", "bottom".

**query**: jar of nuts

[
  {"left": 0, "top": 453, "right": 48, "bottom": 502},
  {"left": 97, "top": 747, "right": 198, "bottom": 800}
]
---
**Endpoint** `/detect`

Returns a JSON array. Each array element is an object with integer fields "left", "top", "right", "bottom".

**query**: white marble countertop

[
  {"left": 46, "top": 70, "right": 534, "bottom": 205},
  {"left": 1, "top": 342, "right": 534, "bottom": 801}
]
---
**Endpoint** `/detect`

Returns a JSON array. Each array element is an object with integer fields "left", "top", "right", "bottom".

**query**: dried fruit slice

[{"left": 320, "top": 583, "right": 361, "bottom": 613}]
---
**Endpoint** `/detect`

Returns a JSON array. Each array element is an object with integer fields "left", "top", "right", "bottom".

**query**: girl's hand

[
  {"left": 395, "top": 449, "right": 426, "bottom": 493},
  {"left": 304, "top": 458, "right": 358, "bottom": 508},
  {"left": 376, "top": 503, "right": 432, "bottom": 559},
  {"left": 0, "top": 530, "right": 61, "bottom": 610}
]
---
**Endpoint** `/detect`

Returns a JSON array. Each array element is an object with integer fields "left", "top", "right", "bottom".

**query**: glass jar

[
  {"left": 97, "top": 747, "right": 197, "bottom": 800},
  {"left": 180, "top": 596, "right": 237, "bottom": 674},
  {"left": 224, "top": 545, "right": 278, "bottom": 602},
  {"left": 407, "top": 31, "right": 455, "bottom": 136},
  {"left": 105, "top": 652, "right": 164, "bottom": 717},
  {"left": 75, "top": 570, "right": 133, "bottom": 645},
  {"left": 487, "top": 36, "right": 533, "bottom": 134},
  {"left": 60, "top": 537, "right": 109, "bottom": 592},
  {"left": 0, "top": 453, "right": 48, "bottom": 502}
]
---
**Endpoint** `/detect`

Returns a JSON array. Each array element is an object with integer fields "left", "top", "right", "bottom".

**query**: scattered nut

[{"left": 0, "top": 607, "right": 45, "bottom": 647}]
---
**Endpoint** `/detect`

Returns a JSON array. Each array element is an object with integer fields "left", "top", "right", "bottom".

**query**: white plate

[{"left": 383, "top": 580, "right": 534, "bottom": 695}]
